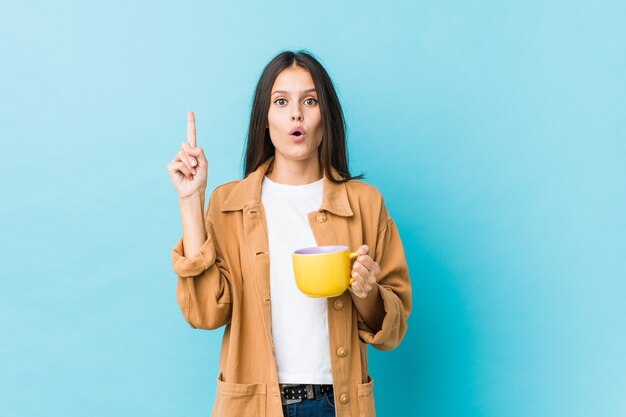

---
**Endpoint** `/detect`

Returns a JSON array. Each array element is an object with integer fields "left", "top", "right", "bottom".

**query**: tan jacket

[{"left": 171, "top": 157, "right": 412, "bottom": 417}]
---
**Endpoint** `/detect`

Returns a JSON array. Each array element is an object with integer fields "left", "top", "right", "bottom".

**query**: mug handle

[{"left": 348, "top": 251, "right": 359, "bottom": 285}]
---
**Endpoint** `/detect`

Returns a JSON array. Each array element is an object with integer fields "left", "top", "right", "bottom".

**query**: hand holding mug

[
  {"left": 292, "top": 245, "right": 380, "bottom": 298},
  {"left": 348, "top": 245, "right": 381, "bottom": 299}
]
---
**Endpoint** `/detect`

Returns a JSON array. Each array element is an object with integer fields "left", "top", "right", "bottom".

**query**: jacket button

[
  {"left": 336, "top": 347, "right": 347, "bottom": 357},
  {"left": 339, "top": 393, "right": 349, "bottom": 404},
  {"left": 316, "top": 212, "right": 327, "bottom": 223},
  {"left": 333, "top": 299, "right": 344, "bottom": 310}
]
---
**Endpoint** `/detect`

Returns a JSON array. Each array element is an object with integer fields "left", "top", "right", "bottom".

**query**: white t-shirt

[{"left": 261, "top": 175, "right": 333, "bottom": 384}]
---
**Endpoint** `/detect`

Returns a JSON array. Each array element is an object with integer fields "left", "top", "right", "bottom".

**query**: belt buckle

[{"left": 305, "top": 385, "right": 314, "bottom": 400}]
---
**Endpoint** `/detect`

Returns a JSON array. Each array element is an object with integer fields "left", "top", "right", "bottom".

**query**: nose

[{"left": 291, "top": 107, "right": 303, "bottom": 121}]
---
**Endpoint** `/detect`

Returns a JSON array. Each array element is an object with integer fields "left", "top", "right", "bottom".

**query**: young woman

[{"left": 167, "top": 50, "right": 411, "bottom": 417}]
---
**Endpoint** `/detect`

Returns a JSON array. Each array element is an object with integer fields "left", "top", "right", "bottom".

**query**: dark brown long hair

[{"left": 243, "top": 50, "right": 363, "bottom": 183}]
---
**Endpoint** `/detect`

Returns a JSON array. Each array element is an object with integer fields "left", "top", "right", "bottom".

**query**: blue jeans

[{"left": 282, "top": 391, "right": 336, "bottom": 417}]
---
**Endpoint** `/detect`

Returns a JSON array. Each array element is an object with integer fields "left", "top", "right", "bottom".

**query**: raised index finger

[{"left": 187, "top": 110, "right": 196, "bottom": 148}]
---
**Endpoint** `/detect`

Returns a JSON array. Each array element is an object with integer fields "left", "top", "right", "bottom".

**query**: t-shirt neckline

[{"left": 262, "top": 175, "right": 323, "bottom": 193}]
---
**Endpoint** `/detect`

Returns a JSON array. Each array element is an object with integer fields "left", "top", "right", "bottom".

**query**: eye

[
  {"left": 274, "top": 98, "right": 287, "bottom": 106},
  {"left": 304, "top": 98, "right": 318, "bottom": 106}
]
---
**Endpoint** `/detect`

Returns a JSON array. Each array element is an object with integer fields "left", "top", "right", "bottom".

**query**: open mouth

[{"left": 290, "top": 126, "right": 306, "bottom": 137}]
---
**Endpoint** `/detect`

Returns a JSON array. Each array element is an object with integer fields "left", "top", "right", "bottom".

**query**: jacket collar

[{"left": 221, "top": 156, "right": 353, "bottom": 217}]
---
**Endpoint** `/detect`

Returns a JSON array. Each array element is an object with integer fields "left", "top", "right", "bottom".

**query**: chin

[{"left": 276, "top": 149, "right": 317, "bottom": 162}]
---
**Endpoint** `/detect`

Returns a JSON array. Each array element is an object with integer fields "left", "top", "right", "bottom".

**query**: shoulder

[
  {"left": 210, "top": 179, "right": 241, "bottom": 198},
  {"left": 204, "top": 179, "right": 242, "bottom": 212},
  {"left": 344, "top": 179, "right": 386, "bottom": 208},
  {"left": 344, "top": 179, "right": 383, "bottom": 199},
  {"left": 343, "top": 179, "right": 392, "bottom": 228}
]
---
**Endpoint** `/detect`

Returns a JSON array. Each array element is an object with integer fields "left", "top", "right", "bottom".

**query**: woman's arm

[
  {"left": 179, "top": 191, "right": 207, "bottom": 258},
  {"left": 351, "top": 282, "right": 385, "bottom": 333},
  {"left": 168, "top": 112, "right": 233, "bottom": 330},
  {"left": 171, "top": 190, "right": 233, "bottom": 331},
  {"left": 355, "top": 207, "right": 412, "bottom": 351},
  {"left": 349, "top": 245, "right": 385, "bottom": 332}
]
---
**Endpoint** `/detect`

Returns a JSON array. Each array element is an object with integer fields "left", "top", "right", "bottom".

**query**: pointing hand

[{"left": 166, "top": 111, "right": 208, "bottom": 199}]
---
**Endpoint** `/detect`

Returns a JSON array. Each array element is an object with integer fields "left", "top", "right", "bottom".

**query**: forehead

[{"left": 271, "top": 66, "right": 316, "bottom": 94}]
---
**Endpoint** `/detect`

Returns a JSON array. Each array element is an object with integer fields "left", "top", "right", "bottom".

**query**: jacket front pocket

[
  {"left": 357, "top": 375, "right": 376, "bottom": 417},
  {"left": 214, "top": 374, "right": 266, "bottom": 417}
]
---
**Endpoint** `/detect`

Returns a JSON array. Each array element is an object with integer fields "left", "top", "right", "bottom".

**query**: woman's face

[{"left": 267, "top": 66, "right": 323, "bottom": 164}]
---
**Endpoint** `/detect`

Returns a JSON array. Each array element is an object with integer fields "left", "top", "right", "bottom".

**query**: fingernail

[{"left": 191, "top": 159, "right": 197, "bottom": 166}]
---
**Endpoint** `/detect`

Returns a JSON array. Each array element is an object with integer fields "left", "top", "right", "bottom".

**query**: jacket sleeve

[
  {"left": 357, "top": 204, "right": 412, "bottom": 351},
  {"left": 170, "top": 192, "right": 233, "bottom": 330}
]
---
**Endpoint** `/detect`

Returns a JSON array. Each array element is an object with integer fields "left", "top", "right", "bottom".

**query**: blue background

[{"left": 1, "top": 1, "right": 625, "bottom": 416}]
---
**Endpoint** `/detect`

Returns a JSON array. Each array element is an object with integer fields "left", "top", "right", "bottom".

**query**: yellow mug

[{"left": 292, "top": 245, "right": 359, "bottom": 298}]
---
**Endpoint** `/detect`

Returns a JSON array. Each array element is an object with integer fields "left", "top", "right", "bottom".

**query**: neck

[{"left": 266, "top": 154, "right": 323, "bottom": 185}]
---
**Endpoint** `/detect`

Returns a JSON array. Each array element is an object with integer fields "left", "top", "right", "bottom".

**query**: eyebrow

[{"left": 271, "top": 88, "right": 317, "bottom": 96}]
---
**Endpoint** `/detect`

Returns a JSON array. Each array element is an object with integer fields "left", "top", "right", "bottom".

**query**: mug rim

[{"left": 293, "top": 245, "right": 349, "bottom": 255}]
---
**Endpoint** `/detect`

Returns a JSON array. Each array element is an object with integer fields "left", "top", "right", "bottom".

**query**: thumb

[
  {"left": 357, "top": 245, "right": 369, "bottom": 255},
  {"left": 189, "top": 146, "right": 207, "bottom": 166}
]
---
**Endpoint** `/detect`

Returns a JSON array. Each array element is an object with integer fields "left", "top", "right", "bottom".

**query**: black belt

[{"left": 279, "top": 383, "right": 333, "bottom": 401}]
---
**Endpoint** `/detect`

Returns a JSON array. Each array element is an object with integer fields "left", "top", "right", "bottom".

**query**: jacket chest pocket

[{"left": 214, "top": 374, "right": 266, "bottom": 417}]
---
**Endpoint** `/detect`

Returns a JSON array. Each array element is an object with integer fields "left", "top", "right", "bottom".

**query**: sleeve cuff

[
  {"left": 171, "top": 235, "right": 216, "bottom": 278},
  {"left": 357, "top": 284, "right": 399, "bottom": 346}
]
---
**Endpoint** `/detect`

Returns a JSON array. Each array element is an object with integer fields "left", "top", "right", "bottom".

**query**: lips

[{"left": 289, "top": 126, "right": 306, "bottom": 136}]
